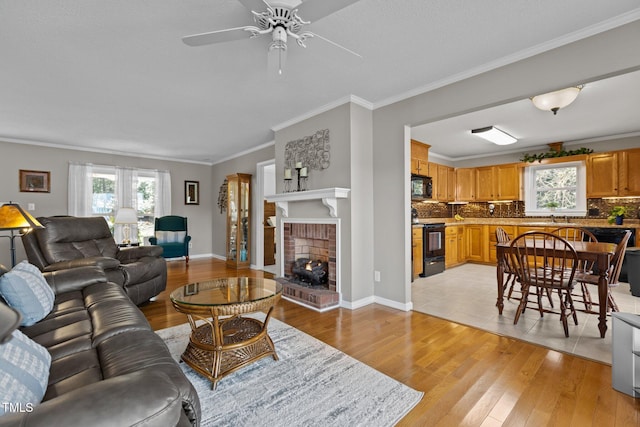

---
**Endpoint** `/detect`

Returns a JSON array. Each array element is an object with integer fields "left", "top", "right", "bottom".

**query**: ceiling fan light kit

[
  {"left": 471, "top": 126, "right": 518, "bottom": 145},
  {"left": 182, "top": 0, "right": 361, "bottom": 75},
  {"left": 531, "top": 85, "right": 584, "bottom": 115}
]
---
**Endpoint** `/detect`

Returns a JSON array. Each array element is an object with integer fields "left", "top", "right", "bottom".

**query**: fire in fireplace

[{"left": 291, "top": 258, "right": 329, "bottom": 288}]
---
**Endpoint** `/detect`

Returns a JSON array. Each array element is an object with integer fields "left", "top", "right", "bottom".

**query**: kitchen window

[{"left": 523, "top": 161, "right": 587, "bottom": 217}]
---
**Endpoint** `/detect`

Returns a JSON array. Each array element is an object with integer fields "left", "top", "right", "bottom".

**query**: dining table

[{"left": 496, "top": 239, "right": 618, "bottom": 338}]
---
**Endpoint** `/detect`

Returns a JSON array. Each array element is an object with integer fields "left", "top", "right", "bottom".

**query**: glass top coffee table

[{"left": 170, "top": 277, "right": 282, "bottom": 389}]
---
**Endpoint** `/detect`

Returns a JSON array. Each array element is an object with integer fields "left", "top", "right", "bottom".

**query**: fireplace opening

[
  {"left": 291, "top": 258, "right": 329, "bottom": 288},
  {"left": 279, "top": 222, "right": 339, "bottom": 311}
]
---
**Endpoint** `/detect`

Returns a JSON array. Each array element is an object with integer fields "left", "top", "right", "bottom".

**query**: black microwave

[{"left": 411, "top": 174, "right": 433, "bottom": 200}]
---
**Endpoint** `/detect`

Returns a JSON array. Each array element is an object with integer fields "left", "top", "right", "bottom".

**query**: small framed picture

[
  {"left": 185, "top": 180, "right": 199, "bottom": 205},
  {"left": 19, "top": 170, "right": 50, "bottom": 193}
]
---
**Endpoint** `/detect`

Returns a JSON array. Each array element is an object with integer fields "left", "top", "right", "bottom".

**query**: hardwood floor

[{"left": 140, "top": 258, "right": 640, "bottom": 426}]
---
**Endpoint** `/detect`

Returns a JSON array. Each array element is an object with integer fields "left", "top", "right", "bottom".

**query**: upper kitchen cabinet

[
  {"left": 619, "top": 149, "right": 640, "bottom": 196},
  {"left": 456, "top": 168, "right": 477, "bottom": 201},
  {"left": 411, "top": 139, "right": 430, "bottom": 176},
  {"left": 475, "top": 163, "right": 522, "bottom": 201},
  {"left": 587, "top": 152, "right": 618, "bottom": 198},
  {"left": 587, "top": 149, "right": 640, "bottom": 197},
  {"left": 428, "top": 162, "right": 456, "bottom": 202}
]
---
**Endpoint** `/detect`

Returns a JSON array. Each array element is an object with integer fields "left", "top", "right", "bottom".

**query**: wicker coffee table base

[{"left": 181, "top": 314, "right": 279, "bottom": 390}]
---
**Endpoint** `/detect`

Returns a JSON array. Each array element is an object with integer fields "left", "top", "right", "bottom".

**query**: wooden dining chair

[
  {"left": 495, "top": 227, "right": 517, "bottom": 300},
  {"left": 550, "top": 226, "right": 598, "bottom": 311},
  {"left": 509, "top": 231, "right": 579, "bottom": 337},
  {"left": 575, "top": 230, "right": 631, "bottom": 314}
]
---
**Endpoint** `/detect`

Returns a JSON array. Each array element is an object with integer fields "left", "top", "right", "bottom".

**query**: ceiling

[
  {"left": 411, "top": 69, "right": 640, "bottom": 161},
  {"left": 1, "top": 1, "right": 639, "bottom": 164}
]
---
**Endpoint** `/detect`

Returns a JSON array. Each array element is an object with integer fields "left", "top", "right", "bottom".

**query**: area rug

[{"left": 156, "top": 316, "right": 423, "bottom": 427}]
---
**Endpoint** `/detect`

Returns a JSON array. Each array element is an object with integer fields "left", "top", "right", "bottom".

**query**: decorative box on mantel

[{"left": 266, "top": 187, "right": 350, "bottom": 218}]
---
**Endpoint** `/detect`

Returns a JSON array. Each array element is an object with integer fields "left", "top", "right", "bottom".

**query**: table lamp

[
  {"left": 114, "top": 207, "right": 138, "bottom": 245},
  {"left": 0, "top": 202, "right": 44, "bottom": 267}
]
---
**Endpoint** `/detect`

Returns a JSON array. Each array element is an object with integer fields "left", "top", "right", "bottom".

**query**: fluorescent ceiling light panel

[{"left": 471, "top": 126, "right": 517, "bottom": 145}]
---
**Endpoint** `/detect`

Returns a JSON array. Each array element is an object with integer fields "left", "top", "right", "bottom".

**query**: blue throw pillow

[
  {"left": 0, "top": 261, "right": 55, "bottom": 326},
  {"left": 0, "top": 329, "right": 51, "bottom": 415}
]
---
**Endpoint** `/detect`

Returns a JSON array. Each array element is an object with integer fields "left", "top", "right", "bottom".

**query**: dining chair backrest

[
  {"left": 509, "top": 231, "right": 578, "bottom": 289},
  {"left": 607, "top": 230, "right": 632, "bottom": 286},
  {"left": 550, "top": 226, "right": 598, "bottom": 273},
  {"left": 495, "top": 226, "right": 510, "bottom": 244}
]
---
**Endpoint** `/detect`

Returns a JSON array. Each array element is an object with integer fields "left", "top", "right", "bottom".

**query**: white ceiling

[
  {"left": 1, "top": 1, "right": 639, "bottom": 164},
  {"left": 412, "top": 69, "right": 640, "bottom": 161}
]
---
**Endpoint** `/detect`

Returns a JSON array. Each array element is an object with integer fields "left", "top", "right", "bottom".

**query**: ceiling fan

[{"left": 182, "top": 0, "right": 362, "bottom": 75}]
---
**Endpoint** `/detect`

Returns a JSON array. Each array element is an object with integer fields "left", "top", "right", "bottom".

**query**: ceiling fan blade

[
  {"left": 182, "top": 26, "right": 257, "bottom": 47},
  {"left": 237, "top": 0, "right": 271, "bottom": 12},
  {"left": 297, "top": 0, "right": 360, "bottom": 22},
  {"left": 307, "top": 32, "right": 362, "bottom": 58}
]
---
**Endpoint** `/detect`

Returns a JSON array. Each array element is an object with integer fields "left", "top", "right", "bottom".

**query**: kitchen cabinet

[
  {"left": 476, "top": 164, "right": 522, "bottom": 201},
  {"left": 226, "top": 173, "right": 251, "bottom": 269},
  {"left": 412, "top": 226, "right": 423, "bottom": 279},
  {"left": 466, "top": 225, "right": 487, "bottom": 262},
  {"left": 476, "top": 167, "right": 494, "bottom": 201},
  {"left": 587, "top": 152, "right": 619, "bottom": 198},
  {"left": 495, "top": 164, "right": 522, "bottom": 200},
  {"left": 589, "top": 148, "right": 640, "bottom": 197},
  {"left": 429, "top": 162, "right": 456, "bottom": 202},
  {"left": 445, "top": 225, "right": 465, "bottom": 268},
  {"left": 455, "top": 168, "right": 477, "bottom": 201},
  {"left": 411, "top": 140, "right": 430, "bottom": 176},
  {"left": 619, "top": 148, "right": 640, "bottom": 196}
]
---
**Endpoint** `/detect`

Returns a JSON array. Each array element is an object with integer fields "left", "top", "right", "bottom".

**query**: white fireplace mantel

[{"left": 266, "top": 187, "right": 350, "bottom": 218}]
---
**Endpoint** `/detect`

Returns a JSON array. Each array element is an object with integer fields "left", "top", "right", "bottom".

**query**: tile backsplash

[{"left": 412, "top": 199, "right": 640, "bottom": 220}]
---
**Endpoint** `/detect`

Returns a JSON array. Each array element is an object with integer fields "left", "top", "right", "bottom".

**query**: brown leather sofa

[
  {"left": 0, "top": 264, "right": 200, "bottom": 426},
  {"left": 22, "top": 216, "right": 167, "bottom": 305}
]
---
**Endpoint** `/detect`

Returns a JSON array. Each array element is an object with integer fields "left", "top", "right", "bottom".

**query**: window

[
  {"left": 524, "top": 161, "right": 587, "bottom": 217},
  {"left": 69, "top": 163, "right": 171, "bottom": 243}
]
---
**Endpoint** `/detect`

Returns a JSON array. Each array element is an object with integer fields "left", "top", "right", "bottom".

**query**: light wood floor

[{"left": 140, "top": 258, "right": 640, "bottom": 427}]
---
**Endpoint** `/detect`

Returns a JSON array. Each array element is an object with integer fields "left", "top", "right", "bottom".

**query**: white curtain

[
  {"left": 68, "top": 163, "right": 94, "bottom": 216},
  {"left": 68, "top": 163, "right": 172, "bottom": 244},
  {"left": 155, "top": 170, "right": 171, "bottom": 218}
]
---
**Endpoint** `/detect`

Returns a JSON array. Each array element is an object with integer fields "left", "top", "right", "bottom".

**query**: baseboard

[{"left": 341, "top": 295, "right": 412, "bottom": 312}]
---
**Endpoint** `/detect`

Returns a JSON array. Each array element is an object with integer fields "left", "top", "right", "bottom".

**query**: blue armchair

[{"left": 149, "top": 216, "right": 191, "bottom": 263}]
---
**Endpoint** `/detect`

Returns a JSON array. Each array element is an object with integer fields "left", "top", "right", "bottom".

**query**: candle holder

[
  {"left": 295, "top": 166, "right": 302, "bottom": 191},
  {"left": 284, "top": 178, "right": 293, "bottom": 193},
  {"left": 299, "top": 176, "right": 308, "bottom": 191}
]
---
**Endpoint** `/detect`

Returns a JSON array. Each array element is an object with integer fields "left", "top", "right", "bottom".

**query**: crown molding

[
  {"left": 272, "top": 95, "right": 373, "bottom": 132},
  {"left": 0, "top": 136, "right": 215, "bottom": 166},
  {"left": 374, "top": 9, "right": 640, "bottom": 110},
  {"left": 211, "top": 139, "right": 275, "bottom": 165}
]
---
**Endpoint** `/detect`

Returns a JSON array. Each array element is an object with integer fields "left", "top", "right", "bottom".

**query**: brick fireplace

[
  {"left": 283, "top": 223, "right": 336, "bottom": 291},
  {"left": 265, "top": 188, "right": 349, "bottom": 312},
  {"left": 277, "top": 219, "right": 340, "bottom": 311}
]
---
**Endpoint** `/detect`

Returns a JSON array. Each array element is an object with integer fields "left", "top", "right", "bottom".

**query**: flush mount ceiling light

[
  {"left": 531, "top": 85, "right": 584, "bottom": 115},
  {"left": 471, "top": 126, "right": 517, "bottom": 145}
]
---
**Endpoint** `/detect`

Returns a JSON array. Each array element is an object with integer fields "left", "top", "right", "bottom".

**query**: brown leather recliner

[{"left": 21, "top": 216, "right": 167, "bottom": 305}]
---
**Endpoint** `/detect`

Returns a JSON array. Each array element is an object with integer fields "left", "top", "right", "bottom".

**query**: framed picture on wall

[
  {"left": 185, "top": 180, "right": 199, "bottom": 205},
  {"left": 19, "top": 170, "right": 50, "bottom": 193}
]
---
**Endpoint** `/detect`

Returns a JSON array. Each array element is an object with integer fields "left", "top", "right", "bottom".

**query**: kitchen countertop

[{"left": 415, "top": 218, "right": 640, "bottom": 228}]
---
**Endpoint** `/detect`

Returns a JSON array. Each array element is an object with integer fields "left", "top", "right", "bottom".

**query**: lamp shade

[
  {"left": 0, "top": 202, "right": 43, "bottom": 231},
  {"left": 114, "top": 207, "right": 138, "bottom": 224},
  {"left": 531, "top": 86, "right": 583, "bottom": 115}
]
